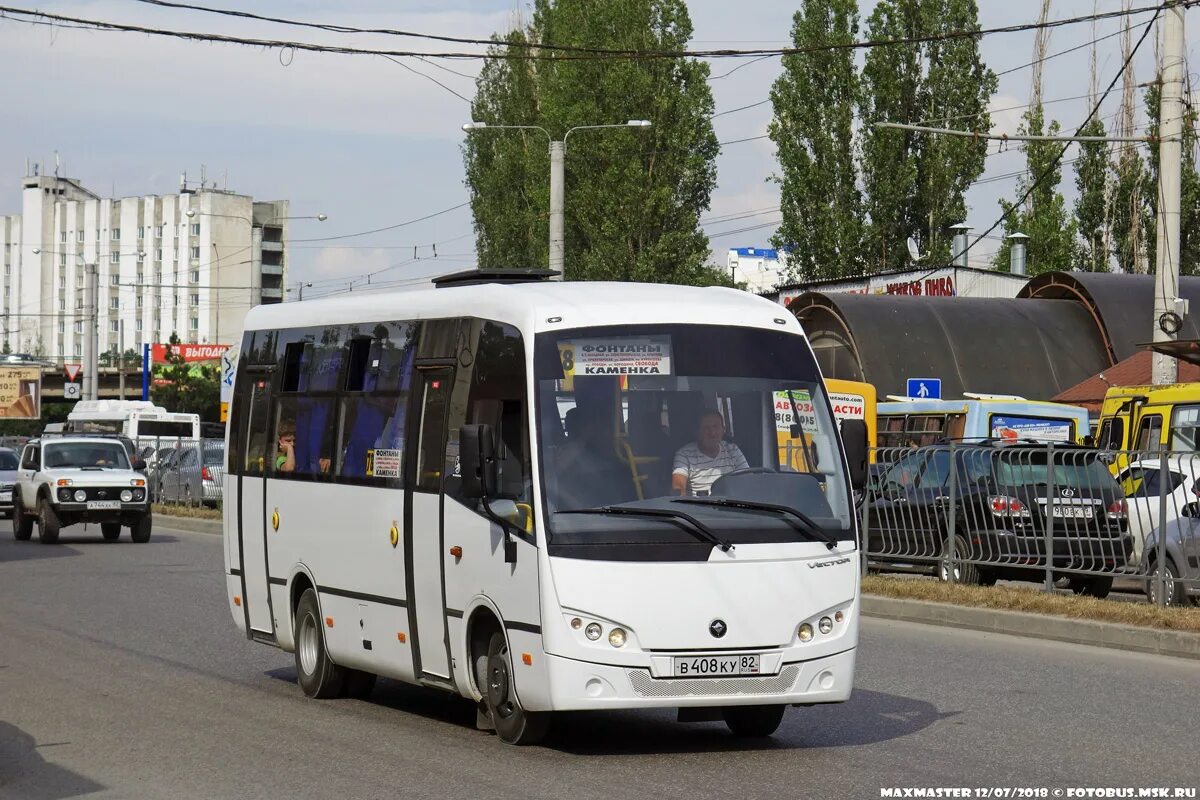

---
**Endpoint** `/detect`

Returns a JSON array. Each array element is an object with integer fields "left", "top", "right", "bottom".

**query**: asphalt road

[{"left": 2, "top": 523, "right": 1198, "bottom": 800}]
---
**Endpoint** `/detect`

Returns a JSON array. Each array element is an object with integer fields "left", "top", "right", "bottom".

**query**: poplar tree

[
  {"left": 993, "top": 104, "right": 1077, "bottom": 276},
  {"left": 1141, "top": 78, "right": 1200, "bottom": 276},
  {"left": 463, "top": 0, "right": 721, "bottom": 284},
  {"left": 859, "top": 0, "right": 995, "bottom": 271},
  {"left": 769, "top": 0, "right": 864, "bottom": 281},
  {"left": 1073, "top": 116, "right": 1110, "bottom": 272}
]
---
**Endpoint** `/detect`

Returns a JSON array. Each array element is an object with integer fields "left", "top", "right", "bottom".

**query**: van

[
  {"left": 877, "top": 394, "right": 1090, "bottom": 452},
  {"left": 1096, "top": 383, "right": 1200, "bottom": 454}
]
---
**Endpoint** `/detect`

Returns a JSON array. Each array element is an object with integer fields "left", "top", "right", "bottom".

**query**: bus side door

[
  {"left": 405, "top": 366, "right": 454, "bottom": 680},
  {"left": 238, "top": 372, "right": 276, "bottom": 637}
]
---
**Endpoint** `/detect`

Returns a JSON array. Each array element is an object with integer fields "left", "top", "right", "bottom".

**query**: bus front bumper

[{"left": 539, "top": 646, "right": 856, "bottom": 711}]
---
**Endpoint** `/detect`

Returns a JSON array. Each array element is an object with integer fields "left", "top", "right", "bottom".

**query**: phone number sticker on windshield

[
  {"left": 774, "top": 390, "right": 818, "bottom": 433},
  {"left": 560, "top": 336, "right": 673, "bottom": 377}
]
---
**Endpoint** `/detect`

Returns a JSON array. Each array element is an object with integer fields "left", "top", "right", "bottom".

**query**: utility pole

[
  {"left": 549, "top": 141, "right": 565, "bottom": 279},
  {"left": 1152, "top": 2, "right": 1186, "bottom": 386},
  {"left": 83, "top": 260, "right": 98, "bottom": 401},
  {"left": 118, "top": 319, "right": 125, "bottom": 400}
]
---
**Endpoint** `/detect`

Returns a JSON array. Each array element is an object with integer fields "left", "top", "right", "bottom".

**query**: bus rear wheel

[
  {"left": 723, "top": 704, "right": 786, "bottom": 737},
  {"left": 482, "top": 632, "right": 549, "bottom": 745},
  {"left": 294, "top": 588, "right": 344, "bottom": 699}
]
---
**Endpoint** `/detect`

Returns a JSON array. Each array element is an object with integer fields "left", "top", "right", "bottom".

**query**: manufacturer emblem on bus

[{"left": 709, "top": 619, "right": 727, "bottom": 638}]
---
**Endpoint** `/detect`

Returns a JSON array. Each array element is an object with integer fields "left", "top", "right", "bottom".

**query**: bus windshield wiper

[
  {"left": 557, "top": 506, "right": 735, "bottom": 552},
  {"left": 673, "top": 497, "right": 838, "bottom": 551}
]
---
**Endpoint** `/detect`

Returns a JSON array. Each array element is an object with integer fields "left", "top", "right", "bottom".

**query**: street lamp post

[{"left": 462, "top": 119, "right": 651, "bottom": 279}]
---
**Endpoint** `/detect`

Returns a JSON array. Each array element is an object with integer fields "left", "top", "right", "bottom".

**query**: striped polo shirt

[{"left": 673, "top": 441, "right": 750, "bottom": 496}]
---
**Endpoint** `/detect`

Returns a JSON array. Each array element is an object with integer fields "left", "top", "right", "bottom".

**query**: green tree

[
  {"left": 993, "top": 104, "right": 1077, "bottom": 276},
  {"left": 769, "top": 0, "right": 863, "bottom": 281},
  {"left": 859, "top": 0, "right": 995, "bottom": 271},
  {"left": 1110, "top": 146, "right": 1150, "bottom": 273},
  {"left": 1141, "top": 78, "right": 1200, "bottom": 276},
  {"left": 150, "top": 334, "right": 220, "bottom": 421},
  {"left": 464, "top": 0, "right": 722, "bottom": 285},
  {"left": 1073, "top": 115, "right": 1110, "bottom": 272}
]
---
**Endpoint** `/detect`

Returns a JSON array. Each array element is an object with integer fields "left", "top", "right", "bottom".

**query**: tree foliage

[
  {"left": 150, "top": 334, "right": 221, "bottom": 422},
  {"left": 993, "top": 104, "right": 1077, "bottom": 276},
  {"left": 1073, "top": 115, "right": 1110, "bottom": 272},
  {"left": 769, "top": 0, "right": 864, "bottom": 281},
  {"left": 858, "top": 0, "right": 995, "bottom": 271},
  {"left": 464, "top": 0, "right": 722, "bottom": 285},
  {"left": 1142, "top": 78, "right": 1200, "bottom": 276},
  {"left": 1110, "top": 146, "right": 1150, "bottom": 273}
]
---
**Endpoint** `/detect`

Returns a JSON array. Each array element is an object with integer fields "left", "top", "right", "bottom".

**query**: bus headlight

[
  {"left": 607, "top": 628, "right": 627, "bottom": 648},
  {"left": 74, "top": 490, "right": 87, "bottom": 502},
  {"left": 798, "top": 623, "right": 814, "bottom": 642},
  {"left": 584, "top": 622, "right": 602, "bottom": 641},
  {"left": 819, "top": 617, "right": 834, "bottom": 634},
  {"left": 120, "top": 490, "right": 133, "bottom": 502}
]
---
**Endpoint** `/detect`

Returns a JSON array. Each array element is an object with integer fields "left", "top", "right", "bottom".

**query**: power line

[
  {"left": 379, "top": 54, "right": 471, "bottom": 103},
  {"left": 289, "top": 202, "right": 470, "bottom": 243},
  {"left": 0, "top": 2, "right": 1185, "bottom": 62}
]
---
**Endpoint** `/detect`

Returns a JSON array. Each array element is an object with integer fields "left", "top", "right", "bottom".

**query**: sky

[{"left": 2, "top": 0, "right": 1199, "bottom": 301}]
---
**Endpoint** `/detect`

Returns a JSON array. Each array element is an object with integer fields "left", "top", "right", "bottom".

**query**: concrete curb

[
  {"left": 862, "top": 595, "right": 1200, "bottom": 661},
  {"left": 154, "top": 514, "right": 222, "bottom": 536}
]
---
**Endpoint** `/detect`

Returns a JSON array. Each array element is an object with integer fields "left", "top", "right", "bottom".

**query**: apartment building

[{"left": 0, "top": 168, "right": 288, "bottom": 362}]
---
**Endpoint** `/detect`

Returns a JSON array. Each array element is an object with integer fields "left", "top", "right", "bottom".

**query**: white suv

[{"left": 13, "top": 436, "right": 152, "bottom": 544}]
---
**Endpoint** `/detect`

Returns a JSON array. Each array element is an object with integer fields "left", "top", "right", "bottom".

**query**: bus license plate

[
  {"left": 673, "top": 654, "right": 760, "bottom": 677},
  {"left": 1052, "top": 506, "right": 1093, "bottom": 519},
  {"left": 87, "top": 500, "right": 120, "bottom": 510}
]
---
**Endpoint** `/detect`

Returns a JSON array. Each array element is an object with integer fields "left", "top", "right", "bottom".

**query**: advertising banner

[
  {"left": 0, "top": 366, "right": 42, "bottom": 419},
  {"left": 990, "top": 415, "right": 1074, "bottom": 443}
]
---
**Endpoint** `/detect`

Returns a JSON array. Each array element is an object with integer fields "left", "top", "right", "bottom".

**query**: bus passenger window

[
  {"left": 276, "top": 397, "right": 336, "bottom": 475},
  {"left": 339, "top": 394, "right": 407, "bottom": 480}
]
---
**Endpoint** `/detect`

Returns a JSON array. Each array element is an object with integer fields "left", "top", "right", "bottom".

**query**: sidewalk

[{"left": 863, "top": 595, "right": 1200, "bottom": 661}]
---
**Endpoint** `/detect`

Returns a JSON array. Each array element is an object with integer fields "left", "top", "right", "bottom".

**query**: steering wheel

[{"left": 722, "top": 467, "right": 778, "bottom": 477}]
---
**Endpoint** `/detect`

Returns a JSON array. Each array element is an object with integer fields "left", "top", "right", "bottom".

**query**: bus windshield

[{"left": 535, "top": 324, "right": 853, "bottom": 552}]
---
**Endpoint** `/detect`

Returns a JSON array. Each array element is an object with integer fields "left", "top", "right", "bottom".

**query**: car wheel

[
  {"left": 12, "top": 496, "right": 33, "bottom": 541},
  {"left": 1147, "top": 560, "right": 1187, "bottom": 607},
  {"left": 723, "top": 704, "right": 787, "bottom": 737},
  {"left": 101, "top": 522, "right": 122, "bottom": 541},
  {"left": 939, "top": 535, "right": 982, "bottom": 585},
  {"left": 1068, "top": 576, "right": 1113, "bottom": 599},
  {"left": 130, "top": 512, "right": 152, "bottom": 543},
  {"left": 481, "top": 631, "right": 549, "bottom": 745},
  {"left": 37, "top": 497, "right": 60, "bottom": 544}
]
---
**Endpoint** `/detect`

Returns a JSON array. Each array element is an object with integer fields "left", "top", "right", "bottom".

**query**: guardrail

[
  {"left": 862, "top": 443, "right": 1199, "bottom": 607},
  {"left": 136, "top": 437, "right": 224, "bottom": 511}
]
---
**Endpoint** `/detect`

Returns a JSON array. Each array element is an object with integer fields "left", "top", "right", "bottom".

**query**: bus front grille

[{"left": 626, "top": 666, "right": 799, "bottom": 698}]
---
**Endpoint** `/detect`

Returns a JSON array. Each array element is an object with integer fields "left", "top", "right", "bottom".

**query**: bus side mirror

[
  {"left": 840, "top": 419, "right": 869, "bottom": 491},
  {"left": 460, "top": 423, "right": 498, "bottom": 499}
]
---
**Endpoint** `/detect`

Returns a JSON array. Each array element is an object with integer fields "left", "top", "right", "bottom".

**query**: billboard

[
  {"left": 150, "top": 343, "right": 231, "bottom": 364},
  {"left": 0, "top": 366, "right": 42, "bottom": 419}
]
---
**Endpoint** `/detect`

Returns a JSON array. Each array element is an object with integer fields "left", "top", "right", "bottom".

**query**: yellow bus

[
  {"left": 777, "top": 379, "right": 877, "bottom": 470},
  {"left": 1096, "top": 383, "right": 1200, "bottom": 454}
]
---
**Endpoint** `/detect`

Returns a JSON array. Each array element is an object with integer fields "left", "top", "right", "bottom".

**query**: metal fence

[
  {"left": 862, "top": 443, "right": 1200, "bottom": 608},
  {"left": 137, "top": 437, "right": 224, "bottom": 510}
]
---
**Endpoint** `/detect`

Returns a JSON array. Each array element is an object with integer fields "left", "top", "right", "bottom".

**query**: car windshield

[
  {"left": 43, "top": 442, "right": 131, "bottom": 469},
  {"left": 535, "top": 324, "right": 853, "bottom": 552},
  {"left": 0, "top": 450, "right": 19, "bottom": 470}
]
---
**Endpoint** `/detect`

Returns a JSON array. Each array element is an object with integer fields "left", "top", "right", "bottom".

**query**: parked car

[
  {"left": 866, "top": 443, "right": 1132, "bottom": 597},
  {"left": 1139, "top": 480, "right": 1200, "bottom": 607},
  {"left": 0, "top": 447, "right": 19, "bottom": 518},
  {"left": 1116, "top": 455, "right": 1200, "bottom": 564},
  {"left": 157, "top": 439, "right": 224, "bottom": 506}
]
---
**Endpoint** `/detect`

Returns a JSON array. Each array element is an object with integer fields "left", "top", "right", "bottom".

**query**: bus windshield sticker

[
  {"left": 774, "top": 389, "right": 817, "bottom": 433},
  {"left": 366, "top": 448, "right": 402, "bottom": 478},
  {"left": 990, "top": 415, "right": 1073, "bottom": 443},
  {"left": 560, "top": 336, "right": 672, "bottom": 377},
  {"left": 828, "top": 392, "right": 865, "bottom": 424}
]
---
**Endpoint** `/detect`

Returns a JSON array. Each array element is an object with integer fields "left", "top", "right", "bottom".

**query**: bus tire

[
  {"left": 12, "top": 497, "right": 33, "bottom": 541},
  {"left": 483, "top": 631, "right": 549, "bottom": 745},
  {"left": 342, "top": 669, "right": 377, "bottom": 700},
  {"left": 37, "top": 497, "right": 60, "bottom": 544},
  {"left": 131, "top": 513, "right": 152, "bottom": 543},
  {"left": 723, "top": 704, "right": 786, "bottom": 737},
  {"left": 101, "top": 523, "right": 122, "bottom": 541},
  {"left": 294, "top": 588, "right": 344, "bottom": 699}
]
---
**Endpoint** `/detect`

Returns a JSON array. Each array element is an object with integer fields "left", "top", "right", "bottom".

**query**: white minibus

[{"left": 223, "top": 270, "right": 867, "bottom": 744}]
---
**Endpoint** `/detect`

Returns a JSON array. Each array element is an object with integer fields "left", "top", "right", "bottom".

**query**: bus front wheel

[
  {"left": 723, "top": 704, "right": 786, "bottom": 737},
  {"left": 294, "top": 589, "right": 344, "bottom": 698},
  {"left": 482, "top": 632, "right": 549, "bottom": 746}
]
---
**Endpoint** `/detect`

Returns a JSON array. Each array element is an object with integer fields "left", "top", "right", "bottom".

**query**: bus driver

[{"left": 672, "top": 410, "right": 749, "bottom": 496}]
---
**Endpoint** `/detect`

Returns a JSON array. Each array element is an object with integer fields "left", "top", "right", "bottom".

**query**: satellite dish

[{"left": 906, "top": 237, "right": 924, "bottom": 263}]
